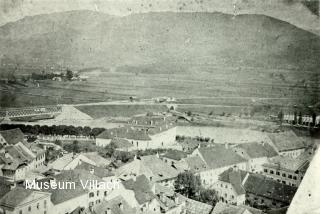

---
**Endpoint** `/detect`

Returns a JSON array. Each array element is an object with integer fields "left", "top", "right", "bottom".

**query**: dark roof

[
  {"left": 0, "top": 179, "right": 12, "bottom": 199},
  {"left": 94, "top": 195, "right": 136, "bottom": 214},
  {"left": 244, "top": 174, "right": 297, "bottom": 204},
  {"left": 219, "top": 168, "right": 247, "bottom": 195},
  {"left": 268, "top": 130, "right": 306, "bottom": 152},
  {"left": 197, "top": 145, "right": 246, "bottom": 169},
  {"left": 75, "top": 162, "right": 114, "bottom": 178},
  {"left": 0, "top": 187, "right": 33, "bottom": 208},
  {"left": 234, "top": 142, "right": 278, "bottom": 159},
  {"left": 184, "top": 156, "right": 207, "bottom": 172},
  {"left": 177, "top": 194, "right": 213, "bottom": 214},
  {"left": 0, "top": 128, "right": 24, "bottom": 145},
  {"left": 212, "top": 202, "right": 263, "bottom": 214},
  {"left": 122, "top": 175, "right": 155, "bottom": 205},
  {"left": 97, "top": 127, "right": 151, "bottom": 141},
  {"left": 162, "top": 150, "right": 188, "bottom": 161},
  {"left": 110, "top": 138, "right": 134, "bottom": 149}
]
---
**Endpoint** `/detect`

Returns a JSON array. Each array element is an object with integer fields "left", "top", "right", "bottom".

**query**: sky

[{"left": 0, "top": 0, "right": 319, "bottom": 34}]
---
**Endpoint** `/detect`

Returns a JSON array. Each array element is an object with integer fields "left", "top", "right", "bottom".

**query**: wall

[
  {"left": 213, "top": 180, "right": 245, "bottom": 205},
  {"left": 280, "top": 148, "right": 305, "bottom": 158},
  {"left": 53, "top": 193, "right": 88, "bottom": 214}
]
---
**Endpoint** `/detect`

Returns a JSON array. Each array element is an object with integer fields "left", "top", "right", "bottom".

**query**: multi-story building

[
  {"left": 232, "top": 142, "right": 278, "bottom": 173},
  {"left": 190, "top": 144, "right": 247, "bottom": 187},
  {"left": 261, "top": 155, "right": 309, "bottom": 187},
  {"left": 0, "top": 187, "right": 52, "bottom": 214}
]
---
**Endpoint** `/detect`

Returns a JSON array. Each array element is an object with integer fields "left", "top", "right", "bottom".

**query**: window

[
  {"left": 270, "top": 170, "right": 274, "bottom": 174},
  {"left": 28, "top": 206, "right": 31, "bottom": 212},
  {"left": 282, "top": 181, "right": 286, "bottom": 184},
  {"left": 89, "top": 192, "right": 94, "bottom": 198},
  {"left": 97, "top": 191, "right": 99, "bottom": 196},
  {"left": 231, "top": 195, "right": 234, "bottom": 199},
  {"left": 282, "top": 173, "right": 286, "bottom": 177},
  {"left": 264, "top": 169, "right": 268, "bottom": 173},
  {"left": 293, "top": 176, "right": 297, "bottom": 180},
  {"left": 104, "top": 191, "right": 107, "bottom": 196},
  {"left": 37, "top": 203, "right": 40, "bottom": 209},
  {"left": 288, "top": 175, "right": 292, "bottom": 179},
  {"left": 44, "top": 212, "right": 47, "bottom": 214},
  {"left": 276, "top": 171, "right": 280, "bottom": 175}
]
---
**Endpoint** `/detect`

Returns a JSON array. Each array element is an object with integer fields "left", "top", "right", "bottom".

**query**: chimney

[
  {"left": 118, "top": 203, "right": 123, "bottom": 210},
  {"left": 90, "top": 167, "right": 95, "bottom": 175},
  {"left": 105, "top": 207, "right": 111, "bottom": 214}
]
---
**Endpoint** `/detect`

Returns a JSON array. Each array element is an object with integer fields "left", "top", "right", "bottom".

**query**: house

[
  {"left": 0, "top": 187, "right": 52, "bottom": 214},
  {"left": 107, "top": 175, "right": 161, "bottom": 213},
  {"left": 96, "top": 116, "right": 177, "bottom": 150},
  {"left": 175, "top": 156, "right": 207, "bottom": 173},
  {"left": 93, "top": 195, "right": 136, "bottom": 214},
  {"left": 177, "top": 194, "right": 213, "bottom": 214},
  {"left": 0, "top": 142, "right": 45, "bottom": 182},
  {"left": 39, "top": 169, "right": 115, "bottom": 214},
  {"left": 211, "top": 202, "right": 263, "bottom": 214},
  {"left": 161, "top": 150, "right": 188, "bottom": 167},
  {"left": 115, "top": 155, "right": 179, "bottom": 187},
  {"left": 267, "top": 130, "right": 306, "bottom": 158},
  {"left": 261, "top": 155, "right": 309, "bottom": 187},
  {"left": 190, "top": 144, "right": 247, "bottom": 186},
  {"left": 232, "top": 142, "right": 278, "bottom": 173},
  {"left": 154, "top": 184, "right": 185, "bottom": 214},
  {"left": 109, "top": 138, "right": 135, "bottom": 152},
  {"left": 244, "top": 173, "right": 297, "bottom": 211},
  {"left": 50, "top": 152, "right": 111, "bottom": 172},
  {"left": 213, "top": 168, "right": 248, "bottom": 205},
  {"left": 0, "top": 129, "right": 25, "bottom": 146}
]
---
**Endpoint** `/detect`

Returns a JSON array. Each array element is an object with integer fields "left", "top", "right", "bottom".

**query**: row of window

[
  {"left": 18, "top": 200, "right": 47, "bottom": 214},
  {"left": 89, "top": 191, "right": 108, "bottom": 198},
  {"left": 263, "top": 169, "right": 298, "bottom": 180}
]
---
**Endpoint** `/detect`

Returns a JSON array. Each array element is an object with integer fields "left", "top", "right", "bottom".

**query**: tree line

[{"left": 0, "top": 124, "right": 105, "bottom": 137}]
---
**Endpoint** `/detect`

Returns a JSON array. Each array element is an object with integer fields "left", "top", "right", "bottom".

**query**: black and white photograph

[{"left": 0, "top": 0, "right": 319, "bottom": 213}]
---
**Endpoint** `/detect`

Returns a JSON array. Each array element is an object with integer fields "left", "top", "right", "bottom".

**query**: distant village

[{"left": 0, "top": 105, "right": 318, "bottom": 214}]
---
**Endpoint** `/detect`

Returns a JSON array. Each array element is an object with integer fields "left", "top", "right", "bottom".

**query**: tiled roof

[
  {"left": 5, "top": 145, "right": 33, "bottom": 163},
  {"left": 211, "top": 202, "right": 263, "bottom": 214},
  {"left": 94, "top": 195, "right": 136, "bottom": 214},
  {"left": 244, "top": 174, "right": 297, "bottom": 204},
  {"left": 97, "top": 127, "right": 151, "bottom": 141},
  {"left": 122, "top": 175, "right": 155, "bottom": 205},
  {"left": 50, "top": 153, "right": 77, "bottom": 171},
  {"left": 116, "top": 155, "right": 179, "bottom": 182},
  {"left": 0, "top": 179, "right": 12, "bottom": 199},
  {"left": 110, "top": 138, "right": 134, "bottom": 149},
  {"left": 0, "top": 187, "right": 33, "bottom": 208},
  {"left": 234, "top": 142, "right": 278, "bottom": 159},
  {"left": 75, "top": 162, "right": 114, "bottom": 178},
  {"left": 263, "top": 155, "right": 309, "bottom": 172},
  {"left": 197, "top": 145, "right": 247, "bottom": 169},
  {"left": 82, "top": 152, "right": 111, "bottom": 167},
  {"left": 218, "top": 168, "right": 247, "bottom": 195},
  {"left": 177, "top": 194, "right": 213, "bottom": 214},
  {"left": 268, "top": 130, "right": 306, "bottom": 152},
  {"left": 162, "top": 150, "right": 188, "bottom": 161},
  {"left": 0, "top": 128, "right": 24, "bottom": 145},
  {"left": 183, "top": 156, "right": 207, "bottom": 172}
]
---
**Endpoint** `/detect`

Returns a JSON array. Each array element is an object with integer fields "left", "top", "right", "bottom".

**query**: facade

[
  {"left": 261, "top": 155, "right": 309, "bottom": 187},
  {"left": 0, "top": 187, "right": 52, "bottom": 214},
  {"left": 190, "top": 145, "right": 247, "bottom": 187}
]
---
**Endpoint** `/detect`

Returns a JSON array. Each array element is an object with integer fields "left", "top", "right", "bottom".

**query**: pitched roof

[
  {"left": 82, "top": 152, "right": 111, "bottom": 167},
  {"left": 122, "top": 175, "right": 155, "bottom": 205},
  {"left": 177, "top": 194, "right": 213, "bottom": 214},
  {"left": 234, "top": 142, "right": 278, "bottom": 159},
  {"left": 75, "top": 162, "right": 114, "bottom": 178},
  {"left": 116, "top": 155, "right": 179, "bottom": 182},
  {"left": 244, "top": 174, "right": 297, "bottom": 204},
  {"left": 268, "top": 130, "right": 306, "bottom": 152},
  {"left": 162, "top": 150, "right": 188, "bottom": 161},
  {"left": 211, "top": 202, "right": 263, "bottom": 214},
  {"left": 0, "top": 128, "right": 24, "bottom": 145},
  {"left": 183, "top": 156, "right": 208, "bottom": 172},
  {"left": 0, "top": 179, "right": 12, "bottom": 199},
  {"left": 263, "top": 155, "right": 309, "bottom": 172},
  {"left": 219, "top": 168, "right": 247, "bottom": 195},
  {"left": 50, "top": 153, "right": 77, "bottom": 171},
  {"left": 0, "top": 187, "right": 42, "bottom": 208},
  {"left": 197, "top": 145, "right": 247, "bottom": 169},
  {"left": 110, "top": 138, "right": 134, "bottom": 149},
  {"left": 94, "top": 195, "right": 136, "bottom": 214},
  {"left": 97, "top": 127, "right": 151, "bottom": 141}
]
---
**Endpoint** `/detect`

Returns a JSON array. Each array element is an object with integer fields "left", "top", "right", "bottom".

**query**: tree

[
  {"left": 174, "top": 171, "right": 201, "bottom": 199},
  {"left": 197, "top": 189, "right": 218, "bottom": 206},
  {"left": 66, "top": 69, "right": 73, "bottom": 80}
]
